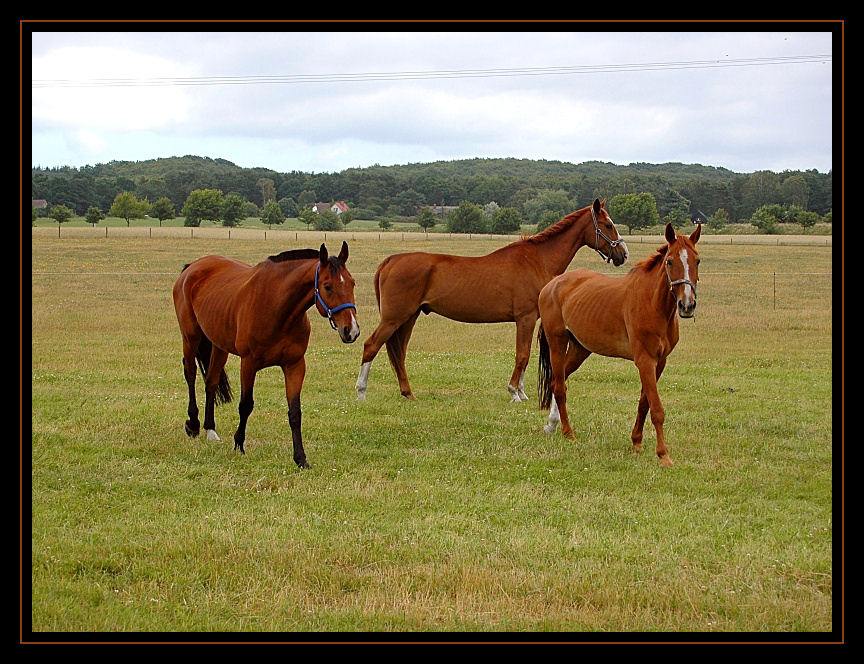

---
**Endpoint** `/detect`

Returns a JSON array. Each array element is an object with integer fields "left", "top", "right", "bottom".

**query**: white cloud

[{"left": 32, "top": 46, "right": 194, "bottom": 132}]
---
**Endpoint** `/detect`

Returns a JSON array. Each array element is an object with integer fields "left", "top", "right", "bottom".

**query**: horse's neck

[
  {"left": 535, "top": 212, "right": 591, "bottom": 275},
  {"left": 644, "top": 262, "right": 678, "bottom": 321},
  {"left": 271, "top": 260, "right": 317, "bottom": 320}
]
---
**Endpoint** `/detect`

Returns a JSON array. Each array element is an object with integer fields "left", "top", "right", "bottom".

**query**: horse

[
  {"left": 537, "top": 222, "right": 702, "bottom": 467},
  {"left": 172, "top": 242, "right": 359, "bottom": 468},
  {"left": 355, "top": 199, "right": 629, "bottom": 403}
]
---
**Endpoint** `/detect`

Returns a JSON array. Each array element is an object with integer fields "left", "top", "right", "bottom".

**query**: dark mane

[
  {"left": 267, "top": 248, "right": 343, "bottom": 273},
  {"left": 633, "top": 244, "right": 669, "bottom": 272},
  {"left": 520, "top": 208, "right": 586, "bottom": 245},
  {"left": 267, "top": 248, "right": 321, "bottom": 263}
]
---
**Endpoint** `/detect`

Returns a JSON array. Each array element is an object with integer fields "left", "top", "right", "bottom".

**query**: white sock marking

[{"left": 356, "top": 361, "right": 371, "bottom": 399}]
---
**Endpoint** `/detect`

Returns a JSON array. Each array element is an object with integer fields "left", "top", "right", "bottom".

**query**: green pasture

[{"left": 29, "top": 230, "right": 834, "bottom": 634}]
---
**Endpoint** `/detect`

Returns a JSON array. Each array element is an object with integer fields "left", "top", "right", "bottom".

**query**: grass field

[{"left": 29, "top": 230, "right": 835, "bottom": 635}]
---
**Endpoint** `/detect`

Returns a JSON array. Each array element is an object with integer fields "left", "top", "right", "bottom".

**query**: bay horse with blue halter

[
  {"left": 355, "top": 199, "right": 629, "bottom": 402},
  {"left": 537, "top": 223, "right": 701, "bottom": 467},
  {"left": 172, "top": 242, "right": 359, "bottom": 468}
]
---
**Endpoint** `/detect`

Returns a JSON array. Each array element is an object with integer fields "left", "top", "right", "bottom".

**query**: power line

[{"left": 32, "top": 54, "right": 831, "bottom": 88}]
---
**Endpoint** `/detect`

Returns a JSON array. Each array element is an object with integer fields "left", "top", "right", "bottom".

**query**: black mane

[
  {"left": 267, "top": 248, "right": 343, "bottom": 272},
  {"left": 267, "top": 248, "right": 321, "bottom": 263}
]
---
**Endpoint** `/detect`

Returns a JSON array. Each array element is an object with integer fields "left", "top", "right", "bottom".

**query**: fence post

[{"left": 773, "top": 272, "right": 776, "bottom": 310}]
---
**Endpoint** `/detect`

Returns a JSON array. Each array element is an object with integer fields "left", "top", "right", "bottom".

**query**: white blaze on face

[
  {"left": 348, "top": 311, "right": 360, "bottom": 341},
  {"left": 680, "top": 248, "right": 694, "bottom": 306}
]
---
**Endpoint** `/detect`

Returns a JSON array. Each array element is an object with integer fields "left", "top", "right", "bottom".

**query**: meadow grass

[{"left": 29, "top": 232, "right": 834, "bottom": 634}]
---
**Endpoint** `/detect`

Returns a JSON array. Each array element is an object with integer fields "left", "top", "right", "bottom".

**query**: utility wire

[{"left": 32, "top": 54, "right": 831, "bottom": 88}]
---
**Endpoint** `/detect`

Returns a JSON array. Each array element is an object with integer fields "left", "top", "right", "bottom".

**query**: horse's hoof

[
  {"left": 543, "top": 424, "right": 557, "bottom": 435},
  {"left": 401, "top": 391, "right": 416, "bottom": 401},
  {"left": 517, "top": 390, "right": 529, "bottom": 401},
  {"left": 356, "top": 390, "right": 367, "bottom": 401},
  {"left": 206, "top": 429, "right": 221, "bottom": 442},
  {"left": 659, "top": 455, "right": 674, "bottom": 468},
  {"left": 632, "top": 443, "right": 643, "bottom": 453},
  {"left": 296, "top": 460, "right": 310, "bottom": 469},
  {"left": 185, "top": 421, "right": 200, "bottom": 437}
]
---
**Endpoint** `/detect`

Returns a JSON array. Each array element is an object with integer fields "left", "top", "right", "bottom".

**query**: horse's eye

[
  {"left": 666, "top": 259, "right": 672, "bottom": 265},
  {"left": 324, "top": 285, "right": 332, "bottom": 293},
  {"left": 696, "top": 259, "right": 701, "bottom": 265}
]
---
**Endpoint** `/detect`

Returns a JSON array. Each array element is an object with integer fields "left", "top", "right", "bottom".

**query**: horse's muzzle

[
  {"left": 678, "top": 300, "right": 696, "bottom": 318},
  {"left": 340, "top": 328, "right": 360, "bottom": 343},
  {"left": 339, "top": 318, "right": 360, "bottom": 343},
  {"left": 610, "top": 241, "right": 629, "bottom": 267}
]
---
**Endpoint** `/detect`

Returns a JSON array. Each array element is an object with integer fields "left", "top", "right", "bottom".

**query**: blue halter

[{"left": 314, "top": 263, "right": 356, "bottom": 331}]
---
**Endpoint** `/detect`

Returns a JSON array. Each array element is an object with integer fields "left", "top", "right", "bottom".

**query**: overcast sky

[{"left": 30, "top": 28, "right": 835, "bottom": 175}]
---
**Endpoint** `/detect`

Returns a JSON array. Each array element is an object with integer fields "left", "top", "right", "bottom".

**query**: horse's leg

[
  {"left": 202, "top": 346, "right": 230, "bottom": 442},
  {"left": 182, "top": 333, "right": 201, "bottom": 437},
  {"left": 388, "top": 311, "right": 421, "bottom": 400},
  {"left": 508, "top": 316, "right": 536, "bottom": 402},
  {"left": 547, "top": 330, "right": 576, "bottom": 439},
  {"left": 547, "top": 339, "right": 591, "bottom": 437},
  {"left": 356, "top": 317, "right": 408, "bottom": 400},
  {"left": 232, "top": 357, "right": 258, "bottom": 455},
  {"left": 633, "top": 353, "right": 673, "bottom": 467},
  {"left": 283, "top": 358, "right": 310, "bottom": 468},
  {"left": 354, "top": 311, "right": 417, "bottom": 401},
  {"left": 631, "top": 358, "right": 666, "bottom": 454}
]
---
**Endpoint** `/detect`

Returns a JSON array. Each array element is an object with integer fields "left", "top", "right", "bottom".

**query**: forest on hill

[{"left": 31, "top": 155, "right": 832, "bottom": 224}]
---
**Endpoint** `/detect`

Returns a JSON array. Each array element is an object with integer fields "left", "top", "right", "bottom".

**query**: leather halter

[
  {"left": 664, "top": 260, "right": 698, "bottom": 295},
  {"left": 314, "top": 263, "right": 356, "bottom": 331},
  {"left": 591, "top": 206, "right": 624, "bottom": 263}
]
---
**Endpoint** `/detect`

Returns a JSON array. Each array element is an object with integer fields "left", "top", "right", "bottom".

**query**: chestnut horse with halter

[
  {"left": 355, "top": 199, "right": 629, "bottom": 402},
  {"left": 537, "top": 223, "right": 701, "bottom": 467},
  {"left": 172, "top": 242, "right": 359, "bottom": 468}
]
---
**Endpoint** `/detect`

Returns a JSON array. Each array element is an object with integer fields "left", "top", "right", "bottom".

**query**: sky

[{"left": 29, "top": 27, "right": 836, "bottom": 175}]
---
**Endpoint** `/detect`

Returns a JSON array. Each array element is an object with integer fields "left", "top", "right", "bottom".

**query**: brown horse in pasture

[
  {"left": 355, "top": 199, "right": 629, "bottom": 402},
  {"left": 537, "top": 223, "right": 702, "bottom": 467},
  {"left": 172, "top": 242, "right": 359, "bottom": 468}
]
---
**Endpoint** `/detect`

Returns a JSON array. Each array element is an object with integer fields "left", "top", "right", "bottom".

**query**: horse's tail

[
  {"left": 195, "top": 332, "right": 233, "bottom": 405},
  {"left": 537, "top": 323, "right": 553, "bottom": 411},
  {"left": 374, "top": 263, "right": 383, "bottom": 312}
]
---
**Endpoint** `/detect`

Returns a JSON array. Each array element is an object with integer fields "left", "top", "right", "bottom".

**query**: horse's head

[
  {"left": 587, "top": 198, "right": 629, "bottom": 267},
  {"left": 314, "top": 241, "right": 360, "bottom": 343},
  {"left": 663, "top": 222, "right": 701, "bottom": 318}
]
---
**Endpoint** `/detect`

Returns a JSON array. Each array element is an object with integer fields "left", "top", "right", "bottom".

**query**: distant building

[
  {"left": 312, "top": 201, "right": 350, "bottom": 215},
  {"left": 32, "top": 199, "right": 48, "bottom": 209},
  {"left": 690, "top": 209, "right": 709, "bottom": 225}
]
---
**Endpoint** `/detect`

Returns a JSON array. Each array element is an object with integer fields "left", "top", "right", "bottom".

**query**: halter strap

[
  {"left": 591, "top": 206, "right": 623, "bottom": 263},
  {"left": 664, "top": 262, "right": 698, "bottom": 294},
  {"left": 314, "top": 263, "right": 356, "bottom": 331}
]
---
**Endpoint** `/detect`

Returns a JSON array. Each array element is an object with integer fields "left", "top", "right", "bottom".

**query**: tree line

[{"left": 32, "top": 154, "right": 832, "bottom": 230}]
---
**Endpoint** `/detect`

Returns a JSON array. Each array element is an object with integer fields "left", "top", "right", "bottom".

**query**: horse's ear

[
  {"left": 690, "top": 224, "right": 702, "bottom": 244},
  {"left": 319, "top": 243, "right": 329, "bottom": 265},
  {"left": 592, "top": 198, "right": 602, "bottom": 214},
  {"left": 665, "top": 223, "right": 677, "bottom": 244},
  {"left": 600, "top": 197, "right": 607, "bottom": 208},
  {"left": 338, "top": 240, "right": 349, "bottom": 264}
]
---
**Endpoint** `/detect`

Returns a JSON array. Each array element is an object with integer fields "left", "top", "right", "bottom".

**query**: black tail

[
  {"left": 537, "top": 324, "right": 553, "bottom": 410},
  {"left": 195, "top": 333, "right": 233, "bottom": 405}
]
